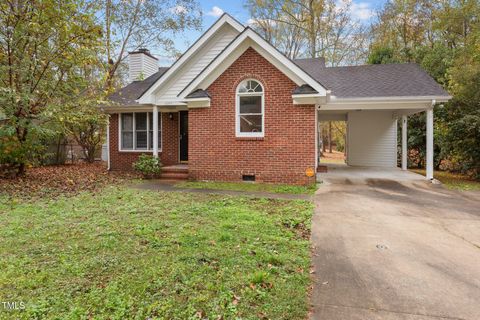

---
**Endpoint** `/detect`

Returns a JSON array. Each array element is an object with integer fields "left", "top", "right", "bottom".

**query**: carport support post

[
  {"left": 401, "top": 116, "right": 407, "bottom": 170},
  {"left": 426, "top": 107, "right": 434, "bottom": 180},
  {"left": 153, "top": 106, "right": 159, "bottom": 157}
]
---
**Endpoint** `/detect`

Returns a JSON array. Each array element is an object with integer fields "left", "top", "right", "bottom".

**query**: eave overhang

[{"left": 318, "top": 95, "right": 452, "bottom": 111}]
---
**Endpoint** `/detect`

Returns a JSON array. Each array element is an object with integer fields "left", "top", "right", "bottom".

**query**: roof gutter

[{"left": 328, "top": 95, "right": 452, "bottom": 103}]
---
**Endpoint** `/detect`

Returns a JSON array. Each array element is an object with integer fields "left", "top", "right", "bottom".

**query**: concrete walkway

[
  {"left": 132, "top": 180, "right": 313, "bottom": 201},
  {"left": 311, "top": 170, "right": 480, "bottom": 320}
]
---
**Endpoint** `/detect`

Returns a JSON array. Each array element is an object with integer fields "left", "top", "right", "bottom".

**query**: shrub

[{"left": 132, "top": 154, "right": 162, "bottom": 178}]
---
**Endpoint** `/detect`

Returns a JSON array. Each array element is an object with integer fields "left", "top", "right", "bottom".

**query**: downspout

[{"left": 106, "top": 116, "right": 110, "bottom": 170}]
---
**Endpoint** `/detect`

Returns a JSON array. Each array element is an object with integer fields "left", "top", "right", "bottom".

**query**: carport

[{"left": 313, "top": 64, "right": 451, "bottom": 180}]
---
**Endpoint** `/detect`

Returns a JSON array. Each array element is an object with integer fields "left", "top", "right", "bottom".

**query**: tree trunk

[
  {"left": 82, "top": 145, "right": 97, "bottom": 163},
  {"left": 322, "top": 126, "right": 326, "bottom": 153},
  {"left": 17, "top": 162, "right": 26, "bottom": 176},
  {"left": 308, "top": 0, "right": 316, "bottom": 58},
  {"left": 14, "top": 125, "right": 28, "bottom": 177},
  {"left": 328, "top": 121, "right": 332, "bottom": 153}
]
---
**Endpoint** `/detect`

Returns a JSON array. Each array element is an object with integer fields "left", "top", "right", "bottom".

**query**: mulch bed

[{"left": 0, "top": 163, "right": 139, "bottom": 200}]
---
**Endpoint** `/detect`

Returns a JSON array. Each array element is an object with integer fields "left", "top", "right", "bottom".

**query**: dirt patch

[
  {"left": 0, "top": 163, "right": 138, "bottom": 200},
  {"left": 320, "top": 150, "right": 345, "bottom": 164}
]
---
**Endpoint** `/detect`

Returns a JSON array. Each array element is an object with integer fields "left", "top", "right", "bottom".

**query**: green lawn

[
  {"left": 175, "top": 181, "right": 318, "bottom": 195},
  {"left": 411, "top": 169, "right": 480, "bottom": 191},
  {"left": 0, "top": 186, "right": 313, "bottom": 319}
]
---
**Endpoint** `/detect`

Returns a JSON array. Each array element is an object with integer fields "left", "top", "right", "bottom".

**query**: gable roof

[
  {"left": 294, "top": 62, "right": 449, "bottom": 98},
  {"left": 179, "top": 27, "right": 328, "bottom": 98},
  {"left": 109, "top": 67, "right": 169, "bottom": 105},
  {"left": 137, "top": 13, "right": 244, "bottom": 104}
]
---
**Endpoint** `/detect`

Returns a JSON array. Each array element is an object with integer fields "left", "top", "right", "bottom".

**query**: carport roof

[{"left": 294, "top": 61, "right": 450, "bottom": 98}]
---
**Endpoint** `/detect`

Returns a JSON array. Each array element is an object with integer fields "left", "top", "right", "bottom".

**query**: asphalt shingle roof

[
  {"left": 110, "top": 57, "right": 449, "bottom": 105},
  {"left": 108, "top": 67, "right": 169, "bottom": 105},
  {"left": 185, "top": 89, "right": 211, "bottom": 99},
  {"left": 294, "top": 60, "right": 449, "bottom": 98}
]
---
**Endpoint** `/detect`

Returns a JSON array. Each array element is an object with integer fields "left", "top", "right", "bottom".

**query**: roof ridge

[{"left": 325, "top": 62, "right": 419, "bottom": 69}]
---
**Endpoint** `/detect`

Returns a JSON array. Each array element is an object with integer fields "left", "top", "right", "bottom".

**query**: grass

[
  {"left": 175, "top": 181, "right": 318, "bottom": 195},
  {"left": 0, "top": 186, "right": 314, "bottom": 319},
  {"left": 411, "top": 169, "right": 480, "bottom": 191}
]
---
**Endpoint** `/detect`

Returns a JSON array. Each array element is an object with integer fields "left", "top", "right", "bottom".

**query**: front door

[{"left": 179, "top": 111, "right": 188, "bottom": 162}]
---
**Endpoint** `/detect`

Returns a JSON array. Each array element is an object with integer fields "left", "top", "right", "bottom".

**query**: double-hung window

[
  {"left": 236, "top": 79, "right": 264, "bottom": 137},
  {"left": 120, "top": 112, "right": 161, "bottom": 151}
]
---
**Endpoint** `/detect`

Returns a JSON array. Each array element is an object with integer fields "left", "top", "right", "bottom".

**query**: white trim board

[{"left": 318, "top": 97, "right": 449, "bottom": 111}]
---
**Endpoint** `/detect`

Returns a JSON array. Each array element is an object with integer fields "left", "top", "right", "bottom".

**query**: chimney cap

[{"left": 128, "top": 48, "right": 158, "bottom": 61}]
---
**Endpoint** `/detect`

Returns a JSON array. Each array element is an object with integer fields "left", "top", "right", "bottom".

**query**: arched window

[{"left": 236, "top": 79, "right": 264, "bottom": 137}]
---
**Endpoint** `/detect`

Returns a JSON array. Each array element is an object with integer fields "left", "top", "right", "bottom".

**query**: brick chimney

[{"left": 128, "top": 48, "right": 158, "bottom": 82}]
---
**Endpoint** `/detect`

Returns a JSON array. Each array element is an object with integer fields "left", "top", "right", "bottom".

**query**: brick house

[{"left": 105, "top": 13, "right": 450, "bottom": 185}]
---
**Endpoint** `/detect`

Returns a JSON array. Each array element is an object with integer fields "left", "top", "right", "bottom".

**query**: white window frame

[
  {"left": 118, "top": 112, "right": 162, "bottom": 152},
  {"left": 236, "top": 79, "right": 265, "bottom": 138}
]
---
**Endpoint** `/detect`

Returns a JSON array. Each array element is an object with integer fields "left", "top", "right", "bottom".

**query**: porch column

[
  {"left": 401, "top": 115, "right": 407, "bottom": 170},
  {"left": 152, "top": 106, "right": 159, "bottom": 157},
  {"left": 426, "top": 107, "right": 434, "bottom": 180}
]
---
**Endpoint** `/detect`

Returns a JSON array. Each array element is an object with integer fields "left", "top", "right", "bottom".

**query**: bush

[{"left": 132, "top": 154, "right": 162, "bottom": 178}]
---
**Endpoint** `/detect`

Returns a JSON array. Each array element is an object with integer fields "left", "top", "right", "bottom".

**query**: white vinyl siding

[
  {"left": 155, "top": 24, "right": 239, "bottom": 101},
  {"left": 347, "top": 111, "right": 397, "bottom": 167},
  {"left": 128, "top": 54, "right": 158, "bottom": 82}
]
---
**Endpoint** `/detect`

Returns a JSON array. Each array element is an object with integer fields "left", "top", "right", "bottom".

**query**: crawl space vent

[{"left": 242, "top": 175, "right": 255, "bottom": 182}]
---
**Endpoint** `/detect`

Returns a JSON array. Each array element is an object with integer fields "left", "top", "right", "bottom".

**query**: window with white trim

[
  {"left": 236, "top": 79, "right": 264, "bottom": 137},
  {"left": 120, "top": 112, "right": 161, "bottom": 151}
]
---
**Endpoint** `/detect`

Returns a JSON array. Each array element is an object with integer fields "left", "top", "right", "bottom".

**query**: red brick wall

[
  {"left": 189, "top": 47, "right": 316, "bottom": 185},
  {"left": 109, "top": 112, "right": 178, "bottom": 170}
]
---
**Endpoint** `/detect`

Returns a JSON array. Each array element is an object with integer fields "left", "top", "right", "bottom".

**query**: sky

[{"left": 156, "top": 0, "right": 387, "bottom": 66}]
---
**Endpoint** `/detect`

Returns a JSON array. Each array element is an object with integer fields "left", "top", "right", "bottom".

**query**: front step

[
  {"left": 160, "top": 165, "right": 189, "bottom": 180},
  {"left": 160, "top": 172, "right": 189, "bottom": 180}
]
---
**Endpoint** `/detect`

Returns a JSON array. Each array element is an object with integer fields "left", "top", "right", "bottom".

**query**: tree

[
  {"left": 370, "top": 0, "right": 437, "bottom": 62},
  {"left": 97, "top": 0, "right": 202, "bottom": 92},
  {"left": 0, "top": 0, "right": 102, "bottom": 176},
  {"left": 367, "top": 47, "right": 398, "bottom": 64},
  {"left": 368, "top": 0, "right": 480, "bottom": 178},
  {"left": 247, "top": 13, "right": 304, "bottom": 59},
  {"left": 442, "top": 18, "right": 480, "bottom": 177},
  {"left": 52, "top": 90, "right": 109, "bottom": 163},
  {"left": 245, "top": 0, "right": 368, "bottom": 65}
]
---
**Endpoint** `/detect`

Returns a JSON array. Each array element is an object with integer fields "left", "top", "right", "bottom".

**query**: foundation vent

[{"left": 242, "top": 175, "right": 255, "bottom": 182}]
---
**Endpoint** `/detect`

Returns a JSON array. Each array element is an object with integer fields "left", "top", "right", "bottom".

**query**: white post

[
  {"left": 426, "top": 107, "right": 434, "bottom": 180},
  {"left": 401, "top": 115, "right": 407, "bottom": 170},
  {"left": 153, "top": 106, "right": 159, "bottom": 157}
]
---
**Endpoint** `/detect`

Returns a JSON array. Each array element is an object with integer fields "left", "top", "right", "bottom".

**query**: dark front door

[{"left": 179, "top": 111, "right": 188, "bottom": 162}]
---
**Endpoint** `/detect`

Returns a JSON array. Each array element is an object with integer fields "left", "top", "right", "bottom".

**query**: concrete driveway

[{"left": 311, "top": 167, "right": 480, "bottom": 320}]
